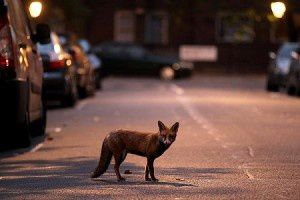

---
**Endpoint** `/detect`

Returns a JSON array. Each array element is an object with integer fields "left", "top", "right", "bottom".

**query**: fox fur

[{"left": 91, "top": 121, "right": 179, "bottom": 182}]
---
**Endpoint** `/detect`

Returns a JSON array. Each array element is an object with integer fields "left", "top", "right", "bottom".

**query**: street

[{"left": 1, "top": 75, "right": 300, "bottom": 199}]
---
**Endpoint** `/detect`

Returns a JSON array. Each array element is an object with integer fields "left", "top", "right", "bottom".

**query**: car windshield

[
  {"left": 277, "top": 43, "right": 300, "bottom": 59},
  {"left": 125, "top": 46, "right": 146, "bottom": 58},
  {"left": 37, "top": 43, "right": 54, "bottom": 54},
  {"left": 101, "top": 43, "right": 148, "bottom": 57},
  {"left": 37, "top": 33, "right": 62, "bottom": 54}
]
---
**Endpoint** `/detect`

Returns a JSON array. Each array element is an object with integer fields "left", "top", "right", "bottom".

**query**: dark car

[
  {"left": 59, "top": 34, "right": 95, "bottom": 97},
  {"left": 266, "top": 42, "right": 300, "bottom": 91},
  {"left": 38, "top": 32, "right": 78, "bottom": 107},
  {"left": 79, "top": 39, "right": 102, "bottom": 89},
  {"left": 68, "top": 44, "right": 95, "bottom": 97},
  {"left": 0, "top": 0, "right": 50, "bottom": 149},
  {"left": 286, "top": 47, "right": 300, "bottom": 96},
  {"left": 93, "top": 42, "right": 194, "bottom": 80}
]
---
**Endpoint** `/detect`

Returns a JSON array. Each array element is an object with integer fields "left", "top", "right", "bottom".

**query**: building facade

[{"left": 85, "top": 0, "right": 300, "bottom": 72}]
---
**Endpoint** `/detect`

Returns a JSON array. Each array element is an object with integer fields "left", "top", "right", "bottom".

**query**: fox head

[{"left": 158, "top": 121, "right": 179, "bottom": 146}]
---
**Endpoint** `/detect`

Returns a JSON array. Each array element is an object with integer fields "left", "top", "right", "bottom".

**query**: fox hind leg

[{"left": 113, "top": 151, "right": 126, "bottom": 181}]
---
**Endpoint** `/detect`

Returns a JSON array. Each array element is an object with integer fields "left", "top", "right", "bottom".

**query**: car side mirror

[
  {"left": 291, "top": 51, "right": 299, "bottom": 60},
  {"left": 34, "top": 23, "right": 51, "bottom": 44},
  {"left": 269, "top": 51, "right": 276, "bottom": 59}
]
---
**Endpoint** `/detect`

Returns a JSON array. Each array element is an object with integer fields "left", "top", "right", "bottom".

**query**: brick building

[{"left": 61, "top": 0, "right": 300, "bottom": 72}]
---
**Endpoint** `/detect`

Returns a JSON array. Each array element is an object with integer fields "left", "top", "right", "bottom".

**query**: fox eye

[{"left": 169, "top": 135, "right": 175, "bottom": 140}]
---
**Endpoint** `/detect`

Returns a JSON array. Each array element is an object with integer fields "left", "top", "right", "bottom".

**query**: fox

[{"left": 91, "top": 121, "right": 179, "bottom": 182}]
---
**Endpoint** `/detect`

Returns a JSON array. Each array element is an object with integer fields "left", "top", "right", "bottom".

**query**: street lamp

[
  {"left": 29, "top": 1, "right": 43, "bottom": 18},
  {"left": 271, "top": 2, "right": 286, "bottom": 18}
]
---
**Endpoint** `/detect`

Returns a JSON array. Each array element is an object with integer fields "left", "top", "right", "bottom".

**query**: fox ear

[
  {"left": 170, "top": 122, "right": 179, "bottom": 134},
  {"left": 158, "top": 121, "right": 167, "bottom": 132}
]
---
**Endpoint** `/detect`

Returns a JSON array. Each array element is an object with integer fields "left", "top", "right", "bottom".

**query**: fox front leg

[
  {"left": 147, "top": 158, "right": 158, "bottom": 182},
  {"left": 145, "top": 165, "right": 151, "bottom": 181}
]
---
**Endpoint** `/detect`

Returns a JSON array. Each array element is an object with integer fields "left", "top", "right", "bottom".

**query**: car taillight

[
  {"left": 50, "top": 59, "right": 65, "bottom": 69},
  {"left": 0, "top": 15, "right": 14, "bottom": 69}
]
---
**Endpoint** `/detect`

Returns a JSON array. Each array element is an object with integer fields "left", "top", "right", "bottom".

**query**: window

[
  {"left": 145, "top": 11, "right": 169, "bottom": 44},
  {"left": 216, "top": 12, "right": 255, "bottom": 43},
  {"left": 114, "top": 10, "right": 135, "bottom": 42}
]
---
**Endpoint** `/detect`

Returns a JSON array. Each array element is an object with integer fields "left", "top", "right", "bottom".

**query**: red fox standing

[{"left": 91, "top": 121, "right": 179, "bottom": 182}]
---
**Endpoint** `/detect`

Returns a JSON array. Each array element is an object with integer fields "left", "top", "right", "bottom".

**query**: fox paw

[
  {"left": 117, "top": 177, "right": 126, "bottom": 182},
  {"left": 151, "top": 178, "right": 159, "bottom": 182},
  {"left": 145, "top": 177, "right": 152, "bottom": 181}
]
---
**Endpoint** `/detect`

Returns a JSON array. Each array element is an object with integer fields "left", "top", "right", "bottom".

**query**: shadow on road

[{"left": 0, "top": 157, "right": 245, "bottom": 198}]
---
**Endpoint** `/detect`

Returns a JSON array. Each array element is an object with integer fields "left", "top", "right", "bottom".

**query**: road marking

[
  {"left": 76, "top": 101, "right": 88, "bottom": 110},
  {"left": 170, "top": 84, "right": 219, "bottom": 138},
  {"left": 247, "top": 146, "right": 254, "bottom": 157},
  {"left": 30, "top": 143, "right": 44, "bottom": 153},
  {"left": 170, "top": 84, "right": 184, "bottom": 95}
]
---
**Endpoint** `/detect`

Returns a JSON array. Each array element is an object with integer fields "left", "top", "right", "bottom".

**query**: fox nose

[{"left": 165, "top": 140, "right": 172, "bottom": 145}]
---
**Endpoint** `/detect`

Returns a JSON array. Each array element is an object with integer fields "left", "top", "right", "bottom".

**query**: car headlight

[
  {"left": 179, "top": 61, "right": 194, "bottom": 69},
  {"left": 172, "top": 63, "right": 181, "bottom": 70}
]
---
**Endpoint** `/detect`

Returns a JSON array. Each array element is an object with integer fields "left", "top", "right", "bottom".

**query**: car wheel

[
  {"left": 16, "top": 111, "right": 31, "bottom": 148},
  {"left": 89, "top": 72, "right": 96, "bottom": 95},
  {"left": 286, "top": 75, "right": 297, "bottom": 95},
  {"left": 62, "top": 79, "right": 78, "bottom": 107},
  {"left": 160, "top": 66, "right": 175, "bottom": 81},
  {"left": 94, "top": 72, "right": 102, "bottom": 90},
  {"left": 78, "top": 86, "right": 88, "bottom": 98},
  {"left": 31, "top": 102, "right": 47, "bottom": 136},
  {"left": 266, "top": 79, "right": 279, "bottom": 92},
  {"left": 287, "top": 85, "right": 296, "bottom": 95}
]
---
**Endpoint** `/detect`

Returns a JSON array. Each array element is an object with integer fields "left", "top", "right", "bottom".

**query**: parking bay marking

[{"left": 30, "top": 143, "right": 44, "bottom": 153}]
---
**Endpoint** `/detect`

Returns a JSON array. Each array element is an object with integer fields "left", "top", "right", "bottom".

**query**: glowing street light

[
  {"left": 271, "top": 2, "right": 286, "bottom": 19},
  {"left": 29, "top": 1, "right": 43, "bottom": 18}
]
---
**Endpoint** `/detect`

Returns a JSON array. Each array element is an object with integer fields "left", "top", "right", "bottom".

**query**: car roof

[{"left": 100, "top": 41, "right": 142, "bottom": 48}]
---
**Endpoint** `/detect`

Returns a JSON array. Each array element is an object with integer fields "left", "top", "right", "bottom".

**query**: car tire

[
  {"left": 78, "top": 86, "right": 88, "bottom": 98},
  {"left": 31, "top": 102, "right": 47, "bottom": 136},
  {"left": 286, "top": 75, "right": 297, "bottom": 96},
  {"left": 15, "top": 111, "right": 31, "bottom": 148},
  {"left": 95, "top": 72, "right": 102, "bottom": 90},
  {"left": 160, "top": 66, "right": 175, "bottom": 81},
  {"left": 266, "top": 79, "right": 279, "bottom": 92},
  {"left": 62, "top": 79, "right": 78, "bottom": 107}
]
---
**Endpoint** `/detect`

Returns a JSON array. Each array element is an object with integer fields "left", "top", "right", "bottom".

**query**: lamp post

[{"left": 29, "top": 1, "right": 43, "bottom": 18}]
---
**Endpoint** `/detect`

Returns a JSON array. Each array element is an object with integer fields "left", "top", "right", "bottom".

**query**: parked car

[
  {"left": 286, "top": 47, "right": 300, "bottom": 96},
  {"left": 0, "top": 0, "right": 50, "bottom": 149},
  {"left": 37, "top": 32, "right": 78, "bottom": 107},
  {"left": 78, "top": 39, "right": 102, "bottom": 89},
  {"left": 266, "top": 42, "right": 300, "bottom": 91},
  {"left": 93, "top": 42, "right": 194, "bottom": 80},
  {"left": 59, "top": 34, "right": 95, "bottom": 97}
]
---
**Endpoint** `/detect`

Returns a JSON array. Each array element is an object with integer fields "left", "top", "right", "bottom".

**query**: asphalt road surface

[{"left": 1, "top": 75, "right": 300, "bottom": 199}]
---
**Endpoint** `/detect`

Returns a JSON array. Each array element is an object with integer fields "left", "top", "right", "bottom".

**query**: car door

[
  {"left": 7, "top": 0, "right": 43, "bottom": 121},
  {"left": 101, "top": 44, "right": 128, "bottom": 74},
  {"left": 124, "top": 46, "right": 153, "bottom": 74}
]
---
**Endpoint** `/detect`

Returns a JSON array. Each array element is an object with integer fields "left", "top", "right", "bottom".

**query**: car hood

[
  {"left": 145, "top": 54, "right": 179, "bottom": 65},
  {"left": 276, "top": 58, "right": 291, "bottom": 74}
]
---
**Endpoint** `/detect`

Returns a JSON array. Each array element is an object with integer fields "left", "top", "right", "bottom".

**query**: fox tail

[{"left": 91, "top": 138, "right": 112, "bottom": 178}]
